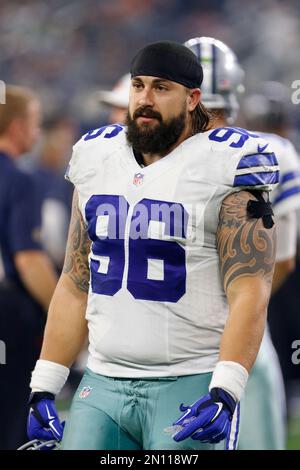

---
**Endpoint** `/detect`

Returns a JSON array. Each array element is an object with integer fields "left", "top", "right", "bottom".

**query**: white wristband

[
  {"left": 209, "top": 361, "right": 249, "bottom": 402},
  {"left": 30, "top": 359, "right": 70, "bottom": 395}
]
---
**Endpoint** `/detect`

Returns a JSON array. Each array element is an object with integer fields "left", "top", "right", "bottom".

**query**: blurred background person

[
  {"left": 32, "top": 115, "right": 81, "bottom": 397},
  {"left": 97, "top": 73, "right": 130, "bottom": 124},
  {"left": 32, "top": 115, "right": 77, "bottom": 271},
  {"left": 243, "top": 83, "right": 300, "bottom": 427},
  {"left": 0, "top": 85, "right": 57, "bottom": 449},
  {"left": 185, "top": 37, "right": 300, "bottom": 449}
]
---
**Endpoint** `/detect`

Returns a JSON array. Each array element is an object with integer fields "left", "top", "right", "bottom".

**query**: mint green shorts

[
  {"left": 238, "top": 343, "right": 286, "bottom": 450},
  {"left": 61, "top": 368, "right": 231, "bottom": 450}
]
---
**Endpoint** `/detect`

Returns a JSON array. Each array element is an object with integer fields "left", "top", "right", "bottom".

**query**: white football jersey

[
  {"left": 259, "top": 132, "right": 300, "bottom": 261},
  {"left": 259, "top": 132, "right": 300, "bottom": 216},
  {"left": 66, "top": 124, "right": 278, "bottom": 377}
]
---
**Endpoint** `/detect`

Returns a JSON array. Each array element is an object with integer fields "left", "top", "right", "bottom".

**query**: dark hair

[{"left": 190, "top": 102, "right": 212, "bottom": 135}]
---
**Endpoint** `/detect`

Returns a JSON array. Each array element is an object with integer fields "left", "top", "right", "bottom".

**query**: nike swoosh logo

[
  {"left": 180, "top": 408, "right": 192, "bottom": 423},
  {"left": 211, "top": 402, "right": 223, "bottom": 423},
  {"left": 257, "top": 143, "right": 269, "bottom": 153}
]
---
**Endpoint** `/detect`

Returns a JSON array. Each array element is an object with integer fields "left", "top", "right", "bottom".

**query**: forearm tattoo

[
  {"left": 217, "top": 191, "right": 276, "bottom": 293},
  {"left": 63, "top": 191, "right": 91, "bottom": 292}
]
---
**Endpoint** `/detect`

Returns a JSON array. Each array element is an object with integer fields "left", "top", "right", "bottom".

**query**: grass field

[{"left": 287, "top": 416, "right": 300, "bottom": 449}]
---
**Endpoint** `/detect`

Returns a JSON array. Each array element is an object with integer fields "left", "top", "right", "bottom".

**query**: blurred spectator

[
  {"left": 98, "top": 73, "right": 130, "bottom": 124},
  {"left": 243, "top": 83, "right": 300, "bottom": 420},
  {"left": 33, "top": 115, "right": 77, "bottom": 270},
  {"left": 0, "top": 85, "right": 57, "bottom": 449}
]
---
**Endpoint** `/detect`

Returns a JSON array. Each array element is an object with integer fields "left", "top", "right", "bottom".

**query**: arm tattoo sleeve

[
  {"left": 63, "top": 190, "right": 91, "bottom": 293},
  {"left": 217, "top": 191, "right": 276, "bottom": 293}
]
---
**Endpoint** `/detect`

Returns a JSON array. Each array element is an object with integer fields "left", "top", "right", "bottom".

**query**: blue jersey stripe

[
  {"left": 281, "top": 170, "right": 300, "bottom": 185},
  {"left": 273, "top": 185, "right": 300, "bottom": 205},
  {"left": 237, "top": 152, "right": 277, "bottom": 170},
  {"left": 234, "top": 170, "right": 279, "bottom": 187}
]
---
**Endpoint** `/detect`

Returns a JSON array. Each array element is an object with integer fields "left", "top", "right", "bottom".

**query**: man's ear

[{"left": 187, "top": 88, "right": 201, "bottom": 112}]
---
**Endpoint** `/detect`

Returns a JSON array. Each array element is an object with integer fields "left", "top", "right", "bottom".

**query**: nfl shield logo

[
  {"left": 133, "top": 172, "right": 144, "bottom": 186},
  {"left": 79, "top": 386, "right": 93, "bottom": 399}
]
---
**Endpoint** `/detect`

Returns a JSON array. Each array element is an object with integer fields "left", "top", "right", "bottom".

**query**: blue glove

[
  {"left": 27, "top": 392, "right": 65, "bottom": 442},
  {"left": 171, "top": 387, "right": 236, "bottom": 444}
]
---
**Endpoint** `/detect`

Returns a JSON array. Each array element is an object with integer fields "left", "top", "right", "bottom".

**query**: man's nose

[{"left": 137, "top": 87, "right": 154, "bottom": 107}]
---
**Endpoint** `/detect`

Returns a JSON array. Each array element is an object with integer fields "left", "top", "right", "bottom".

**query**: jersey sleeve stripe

[
  {"left": 281, "top": 170, "right": 300, "bottom": 185},
  {"left": 233, "top": 170, "right": 279, "bottom": 187},
  {"left": 273, "top": 185, "right": 300, "bottom": 205},
  {"left": 237, "top": 152, "right": 277, "bottom": 170},
  {"left": 279, "top": 177, "right": 300, "bottom": 192},
  {"left": 235, "top": 165, "right": 278, "bottom": 176}
]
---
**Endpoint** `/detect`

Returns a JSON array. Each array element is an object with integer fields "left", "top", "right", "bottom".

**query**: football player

[
  {"left": 27, "top": 41, "right": 278, "bottom": 450},
  {"left": 185, "top": 36, "right": 300, "bottom": 449},
  {"left": 243, "top": 82, "right": 300, "bottom": 448}
]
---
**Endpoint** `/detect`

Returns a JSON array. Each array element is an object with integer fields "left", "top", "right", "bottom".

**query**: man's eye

[
  {"left": 133, "top": 83, "right": 142, "bottom": 89},
  {"left": 156, "top": 85, "right": 167, "bottom": 91}
]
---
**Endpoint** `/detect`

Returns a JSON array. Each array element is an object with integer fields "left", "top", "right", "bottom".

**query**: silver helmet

[{"left": 184, "top": 37, "right": 244, "bottom": 123}]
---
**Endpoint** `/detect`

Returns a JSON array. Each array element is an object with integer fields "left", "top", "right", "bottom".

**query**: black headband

[{"left": 130, "top": 41, "right": 203, "bottom": 89}]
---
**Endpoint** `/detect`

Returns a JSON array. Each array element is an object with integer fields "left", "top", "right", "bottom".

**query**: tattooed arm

[
  {"left": 39, "top": 190, "right": 90, "bottom": 366},
  {"left": 217, "top": 190, "right": 276, "bottom": 371}
]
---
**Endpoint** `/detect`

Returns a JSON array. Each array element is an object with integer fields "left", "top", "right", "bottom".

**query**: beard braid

[{"left": 125, "top": 108, "right": 187, "bottom": 155}]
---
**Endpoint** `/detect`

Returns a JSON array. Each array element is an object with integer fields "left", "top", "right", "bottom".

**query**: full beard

[{"left": 125, "top": 108, "right": 187, "bottom": 155}]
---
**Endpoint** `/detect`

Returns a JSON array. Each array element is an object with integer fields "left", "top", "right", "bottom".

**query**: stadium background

[{"left": 1, "top": 0, "right": 300, "bottom": 449}]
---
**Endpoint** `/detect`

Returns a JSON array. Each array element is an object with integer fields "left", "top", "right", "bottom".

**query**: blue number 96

[
  {"left": 209, "top": 127, "right": 259, "bottom": 148},
  {"left": 85, "top": 195, "right": 189, "bottom": 303}
]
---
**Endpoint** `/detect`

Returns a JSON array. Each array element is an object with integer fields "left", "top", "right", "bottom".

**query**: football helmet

[
  {"left": 17, "top": 439, "right": 60, "bottom": 450},
  {"left": 184, "top": 37, "right": 244, "bottom": 123}
]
